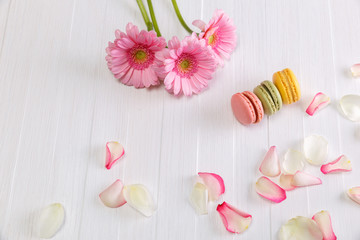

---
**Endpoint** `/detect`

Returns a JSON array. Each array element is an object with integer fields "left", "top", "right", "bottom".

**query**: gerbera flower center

[
  {"left": 135, "top": 50, "right": 147, "bottom": 61},
  {"left": 128, "top": 45, "right": 155, "bottom": 70},
  {"left": 175, "top": 54, "right": 198, "bottom": 77},
  {"left": 180, "top": 60, "right": 190, "bottom": 70},
  {"left": 208, "top": 34, "right": 217, "bottom": 46}
]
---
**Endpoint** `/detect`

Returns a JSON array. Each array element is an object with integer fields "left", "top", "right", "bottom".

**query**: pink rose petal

[
  {"left": 292, "top": 171, "right": 322, "bottom": 187},
  {"left": 279, "top": 174, "right": 296, "bottom": 191},
  {"left": 312, "top": 210, "right": 337, "bottom": 240},
  {"left": 105, "top": 141, "right": 125, "bottom": 169},
  {"left": 255, "top": 176, "right": 286, "bottom": 203},
  {"left": 351, "top": 63, "right": 360, "bottom": 77},
  {"left": 321, "top": 155, "right": 352, "bottom": 174},
  {"left": 259, "top": 146, "right": 281, "bottom": 177},
  {"left": 198, "top": 172, "right": 225, "bottom": 201},
  {"left": 99, "top": 179, "right": 126, "bottom": 208},
  {"left": 216, "top": 201, "right": 252, "bottom": 234},
  {"left": 306, "top": 92, "right": 331, "bottom": 116},
  {"left": 347, "top": 187, "right": 360, "bottom": 205}
]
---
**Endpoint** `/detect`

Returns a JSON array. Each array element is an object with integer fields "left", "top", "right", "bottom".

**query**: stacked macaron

[{"left": 231, "top": 68, "right": 301, "bottom": 125}]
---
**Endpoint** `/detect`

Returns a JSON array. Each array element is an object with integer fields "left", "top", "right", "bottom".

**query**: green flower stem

[
  {"left": 147, "top": 0, "right": 162, "bottom": 36},
  {"left": 171, "top": 0, "right": 193, "bottom": 34},
  {"left": 136, "top": 0, "right": 153, "bottom": 31}
]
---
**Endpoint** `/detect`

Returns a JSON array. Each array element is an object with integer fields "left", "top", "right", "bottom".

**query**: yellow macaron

[{"left": 273, "top": 68, "right": 301, "bottom": 104}]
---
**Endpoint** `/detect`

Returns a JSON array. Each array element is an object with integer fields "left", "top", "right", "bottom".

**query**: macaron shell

[
  {"left": 254, "top": 85, "right": 276, "bottom": 115},
  {"left": 231, "top": 93, "right": 256, "bottom": 125},
  {"left": 242, "top": 91, "right": 264, "bottom": 123},
  {"left": 273, "top": 71, "right": 292, "bottom": 104},
  {"left": 262, "top": 80, "right": 282, "bottom": 111},
  {"left": 283, "top": 68, "right": 301, "bottom": 102}
]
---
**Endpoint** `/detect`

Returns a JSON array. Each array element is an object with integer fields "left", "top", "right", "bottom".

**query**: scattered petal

[
  {"left": 105, "top": 141, "right": 125, "bottom": 169},
  {"left": 306, "top": 92, "right": 331, "bottom": 116},
  {"left": 347, "top": 187, "right": 360, "bottom": 205},
  {"left": 216, "top": 202, "right": 252, "bottom": 234},
  {"left": 279, "top": 216, "right": 323, "bottom": 240},
  {"left": 99, "top": 179, "right": 126, "bottom": 208},
  {"left": 321, "top": 155, "right": 352, "bottom": 174},
  {"left": 259, "top": 146, "right": 281, "bottom": 177},
  {"left": 282, "top": 149, "right": 305, "bottom": 174},
  {"left": 123, "top": 184, "right": 156, "bottom": 217},
  {"left": 198, "top": 172, "right": 225, "bottom": 201},
  {"left": 292, "top": 171, "right": 322, "bottom": 187},
  {"left": 312, "top": 210, "right": 337, "bottom": 240},
  {"left": 279, "top": 174, "right": 296, "bottom": 191},
  {"left": 255, "top": 176, "right": 286, "bottom": 203},
  {"left": 36, "top": 203, "right": 65, "bottom": 239},
  {"left": 339, "top": 95, "right": 360, "bottom": 121},
  {"left": 189, "top": 182, "right": 208, "bottom": 215},
  {"left": 304, "top": 135, "right": 328, "bottom": 165},
  {"left": 351, "top": 63, "right": 360, "bottom": 77}
]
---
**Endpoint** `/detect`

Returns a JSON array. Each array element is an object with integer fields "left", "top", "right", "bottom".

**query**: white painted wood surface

[{"left": 1, "top": 0, "right": 360, "bottom": 239}]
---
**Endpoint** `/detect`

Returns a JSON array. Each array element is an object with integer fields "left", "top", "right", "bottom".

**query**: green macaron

[{"left": 253, "top": 80, "right": 282, "bottom": 115}]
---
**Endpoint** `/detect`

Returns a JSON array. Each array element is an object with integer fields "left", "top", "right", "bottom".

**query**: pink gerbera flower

[
  {"left": 106, "top": 23, "right": 166, "bottom": 88},
  {"left": 193, "top": 9, "right": 236, "bottom": 66},
  {"left": 155, "top": 33, "right": 217, "bottom": 96}
]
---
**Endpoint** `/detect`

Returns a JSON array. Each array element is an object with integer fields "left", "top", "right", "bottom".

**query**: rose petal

[
  {"left": 279, "top": 174, "right": 296, "bottom": 191},
  {"left": 351, "top": 63, "right": 360, "bottom": 77},
  {"left": 347, "top": 187, "right": 360, "bottom": 205},
  {"left": 192, "top": 20, "right": 206, "bottom": 32},
  {"left": 279, "top": 216, "right": 323, "bottom": 240},
  {"left": 306, "top": 92, "right": 331, "bottom": 116},
  {"left": 198, "top": 172, "right": 225, "bottom": 201},
  {"left": 312, "top": 210, "right": 337, "bottom": 240},
  {"left": 304, "top": 135, "right": 328, "bottom": 165},
  {"left": 36, "top": 203, "right": 65, "bottom": 239},
  {"left": 99, "top": 179, "right": 126, "bottom": 208},
  {"left": 292, "top": 171, "right": 322, "bottom": 187},
  {"left": 105, "top": 141, "right": 125, "bottom": 169},
  {"left": 123, "top": 184, "right": 156, "bottom": 217},
  {"left": 216, "top": 201, "right": 252, "bottom": 234},
  {"left": 259, "top": 146, "right": 281, "bottom": 177},
  {"left": 189, "top": 182, "right": 208, "bottom": 215},
  {"left": 321, "top": 155, "right": 352, "bottom": 174},
  {"left": 255, "top": 176, "right": 286, "bottom": 203},
  {"left": 339, "top": 95, "right": 360, "bottom": 122},
  {"left": 282, "top": 149, "right": 305, "bottom": 174}
]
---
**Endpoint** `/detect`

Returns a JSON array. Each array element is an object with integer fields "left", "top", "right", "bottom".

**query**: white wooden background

[{"left": 1, "top": 0, "right": 360, "bottom": 239}]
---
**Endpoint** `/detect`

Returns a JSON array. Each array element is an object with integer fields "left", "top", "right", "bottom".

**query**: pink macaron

[{"left": 231, "top": 91, "right": 264, "bottom": 125}]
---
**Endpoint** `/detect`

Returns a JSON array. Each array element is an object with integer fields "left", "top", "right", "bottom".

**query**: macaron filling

[{"left": 262, "top": 81, "right": 282, "bottom": 111}]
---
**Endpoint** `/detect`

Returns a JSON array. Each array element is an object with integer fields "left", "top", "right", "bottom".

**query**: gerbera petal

[
  {"left": 168, "top": 36, "right": 181, "bottom": 49},
  {"left": 189, "top": 182, "right": 208, "bottom": 215},
  {"left": 312, "top": 211, "right": 337, "bottom": 240},
  {"left": 99, "top": 179, "right": 127, "bottom": 208},
  {"left": 259, "top": 146, "right": 281, "bottom": 177},
  {"left": 255, "top": 176, "right": 286, "bottom": 203},
  {"left": 123, "top": 184, "right": 156, "bottom": 217},
  {"left": 173, "top": 75, "right": 182, "bottom": 95},
  {"left": 216, "top": 202, "right": 252, "bottom": 234},
  {"left": 306, "top": 92, "right": 331, "bottom": 116},
  {"left": 192, "top": 20, "right": 206, "bottom": 31},
  {"left": 347, "top": 187, "right": 360, "bottom": 205},
  {"left": 182, "top": 78, "right": 192, "bottom": 96},
  {"left": 105, "top": 141, "right": 125, "bottom": 170},
  {"left": 125, "top": 22, "right": 139, "bottom": 42},
  {"left": 321, "top": 155, "right": 352, "bottom": 174},
  {"left": 291, "top": 171, "right": 322, "bottom": 187},
  {"left": 198, "top": 172, "right": 225, "bottom": 201}
]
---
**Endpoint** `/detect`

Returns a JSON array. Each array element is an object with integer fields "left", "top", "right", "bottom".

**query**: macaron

[
  {"left": 273, "top": 68, "right": 301, "bottom": 104},
  {"left": 231, "top": 91, "right": 264, "bottom": 125},
  {"left": 253, "top": 80, "right": 282, "bottom": 115}
]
